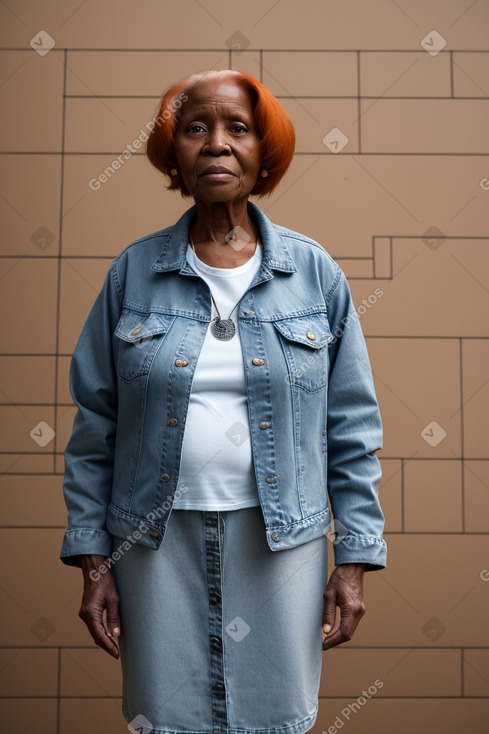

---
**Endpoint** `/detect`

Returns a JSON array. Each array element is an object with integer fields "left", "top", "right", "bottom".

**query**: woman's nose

[{"left": 202, "top": 128, "right": 231, "bottom": 155}]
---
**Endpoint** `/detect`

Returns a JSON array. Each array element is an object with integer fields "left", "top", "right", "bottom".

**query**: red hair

[{"left": 145, "top": 70, "right": 295, "bottom": 197}]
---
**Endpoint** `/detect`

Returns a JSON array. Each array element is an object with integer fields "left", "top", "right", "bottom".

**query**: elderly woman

[{"left": 60, "top": 70, "right": 387, "bottom": 734}]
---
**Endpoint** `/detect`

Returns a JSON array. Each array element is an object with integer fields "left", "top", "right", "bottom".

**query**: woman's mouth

[{"left": 199, "top": 166, "right": 237, "bottom": 180}]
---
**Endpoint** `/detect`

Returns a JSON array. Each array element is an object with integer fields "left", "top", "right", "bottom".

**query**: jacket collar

[{"left": 151, "top": 201, "right": 296, "bottom": 274}]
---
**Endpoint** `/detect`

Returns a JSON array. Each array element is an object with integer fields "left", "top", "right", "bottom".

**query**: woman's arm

[
  {"left": 60, "top": 261, "right": 123, "bottom": 568},
  {"left": 325, "top": 268, "right": 386, "bottom": 571},
  {"left": 321, "top": 268, "right": 386, "bottom": 649}
]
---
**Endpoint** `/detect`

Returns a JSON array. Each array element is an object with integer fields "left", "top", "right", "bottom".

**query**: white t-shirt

[{"left": 172, "top": 242, "right": 263, "bottom": 510}]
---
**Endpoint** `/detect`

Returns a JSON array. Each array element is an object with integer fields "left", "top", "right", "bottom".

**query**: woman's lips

[
  {"left": 198, "top": 166, "right": 237, "bottom": 180},
  {"left": 201, "top": 173, "right": 236, "bottom": 181}
]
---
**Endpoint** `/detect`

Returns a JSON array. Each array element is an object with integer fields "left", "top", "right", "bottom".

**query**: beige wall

[{"left": 1, "top": 1, "right": 489, "bottom": 732}]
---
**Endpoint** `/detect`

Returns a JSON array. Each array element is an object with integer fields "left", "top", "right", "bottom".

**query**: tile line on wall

[{"left": 52, "top": 49, "right": 68, "bottom": 474}]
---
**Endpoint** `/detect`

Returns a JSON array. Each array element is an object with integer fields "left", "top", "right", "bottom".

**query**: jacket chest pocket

[
  {"left": 114, "top": 308, "right": 176, "bottom": 381},
  {"left": 273, "top": 312, "right": 333, "bottom": 392}
]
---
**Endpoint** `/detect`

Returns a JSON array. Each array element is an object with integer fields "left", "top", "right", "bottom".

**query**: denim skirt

[{"left": 111, "top": 505, "right": 328, "bottom": 734}]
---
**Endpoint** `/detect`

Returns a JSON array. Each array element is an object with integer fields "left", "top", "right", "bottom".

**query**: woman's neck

[{"left": 189, "top": 198, "right": 260, "bottom": 268}]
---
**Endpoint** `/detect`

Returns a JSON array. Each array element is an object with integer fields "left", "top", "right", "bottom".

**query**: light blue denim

[
  {"left": 111, "top": 506, "right": 328, "bottom": 734},
  {"left": 60, "top": 201, "right": 387, "bottom": 570}
]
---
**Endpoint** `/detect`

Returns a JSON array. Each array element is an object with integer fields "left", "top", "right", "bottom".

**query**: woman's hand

[
  {"left": 78, "top": 554, "right": 121, "bottom": 659},
  {"left": 322, "top": 562, "right": 366, "bottom": 651}
]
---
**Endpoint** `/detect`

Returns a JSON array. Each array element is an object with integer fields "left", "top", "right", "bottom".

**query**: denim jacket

[{"left": 60, "top": 201, "right": 387, "bottom": 570}]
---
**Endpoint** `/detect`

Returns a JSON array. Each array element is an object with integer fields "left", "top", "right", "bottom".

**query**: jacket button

[
  {"left": 131, "top": 326, "right": 142, "bottom": 335},
  {"left": 175, "top": 359, "right": 188, "bottom": 367},
  {"left": 322, "top": 429, "right": 327, "bottom": 435},
  {"left": 252, "top": 357, "right": 265, "bottom": 366},
  {"left": 259, "top": 421, "right": 271, "bottom": 429},
  {"left": 271, "top": 533, "right": 280, "bottom": 542},
  {"left": 242, "top": 310, "right": 255, "bottom": 317},
  {"left": 150, "top": 531, "right": 159, "bottom": 537},
  {"left": 306, "top": 331, "right": 316, "bottom": 340},
  {"left": 265, "top": 476, "right": 276, "bottom": 483},
  {"left": 160, "top": 473, "right": 170, "bottom": 482},
  {"left": 168, "top": 418, "right": 178, "bottom": 427}
]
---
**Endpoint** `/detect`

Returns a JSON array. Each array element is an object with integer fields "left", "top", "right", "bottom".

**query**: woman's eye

[
  {"left": 187, "top": 124, "right": 206, "bottom": 133},
  {"left": 231, "top": 124, "right": 247, "bottom": 133}
]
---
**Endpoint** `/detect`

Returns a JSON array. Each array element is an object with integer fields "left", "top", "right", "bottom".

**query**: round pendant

[{"left": 210, "top": 317, "right": 236, "bottom": 340}]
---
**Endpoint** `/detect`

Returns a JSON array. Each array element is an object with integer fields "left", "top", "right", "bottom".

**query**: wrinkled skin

[{"left": 322, "top": 563, "right": 366, "bottom": 651}]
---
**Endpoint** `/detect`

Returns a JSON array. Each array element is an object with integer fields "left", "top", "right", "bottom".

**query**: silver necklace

[{"left": 189, "top": 231, "right": 259, "bottom": 341}]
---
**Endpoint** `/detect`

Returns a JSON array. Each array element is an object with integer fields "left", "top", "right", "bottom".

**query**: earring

[
  {"left": 260, "top": 170, "right": 268, "bottom": 178},
  {"left": 170, "top": 168, "right": 178, "bottom": 176}
]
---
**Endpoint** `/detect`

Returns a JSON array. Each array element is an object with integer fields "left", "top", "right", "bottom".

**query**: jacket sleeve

[
  {"left": 325, "top": 267, "right": 387, "bottom": 571},
  {"left": 59, "top": 260, "right": 123, "bottom": 568}
]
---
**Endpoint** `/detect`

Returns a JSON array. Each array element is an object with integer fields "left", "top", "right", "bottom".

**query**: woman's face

[{"left": 173, "top": 77, "right": 262, "bottom": 205}]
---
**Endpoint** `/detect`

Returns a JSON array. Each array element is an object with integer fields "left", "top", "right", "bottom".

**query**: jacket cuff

[
  {"left": 60, "top": 528, "right": 113, "bottom": 568},
  {"left": 332, "top": 533, "right": 387, "bottom": 571}
]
